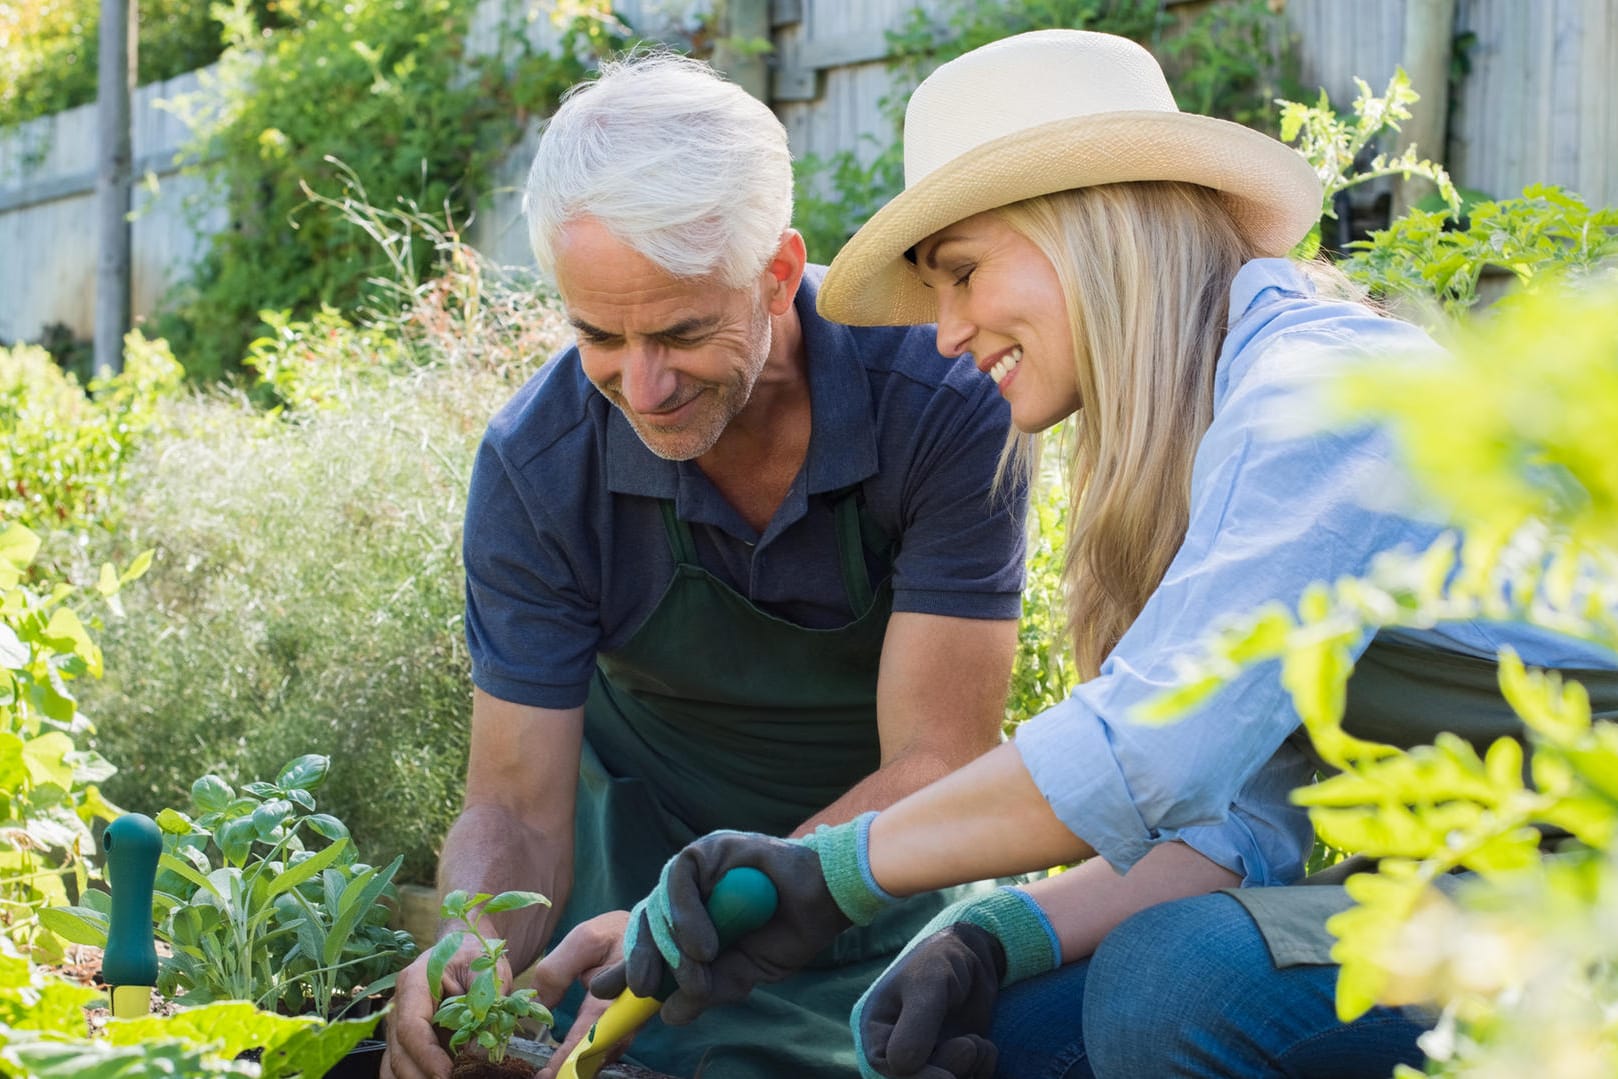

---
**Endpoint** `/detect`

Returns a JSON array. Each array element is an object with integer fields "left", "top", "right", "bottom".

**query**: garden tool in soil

[
  {"left": 100, "top": 812, "right": 163, "bottom": 1018},
  {"left": 556, "top": 867, "right": 779, "bottom": 1079}
]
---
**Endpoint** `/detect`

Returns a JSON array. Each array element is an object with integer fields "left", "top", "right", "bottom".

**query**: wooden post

[
  {"left": 95, "top": 0, "right": 136, "bottom": 377},
  {"left": 1394, "top": 0, "right": 1457, "bottom": 218},
  {"left": 712, "top": 0, "right": 772, "bottom": 104}
]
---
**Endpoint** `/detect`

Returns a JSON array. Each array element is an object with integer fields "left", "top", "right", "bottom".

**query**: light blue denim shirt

[{"left": 1014, "top": 258, "right": 1618, "bottom": 887}]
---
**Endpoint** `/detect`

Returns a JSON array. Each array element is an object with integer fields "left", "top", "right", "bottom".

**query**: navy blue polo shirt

[{"left": 464, "top": 268, "right": 1026, "bottom": 710}]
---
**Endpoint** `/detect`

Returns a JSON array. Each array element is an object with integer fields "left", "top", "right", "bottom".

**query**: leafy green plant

[
  {"left": 0, "top": 0, "right": 290, "bottom": 131},
  {"left": 0, "top": 523, "right": 146, "bottom": 962},
  {"left": 0, "top": 937, "right": 383, "bottom": 1079},
  {"left": 1276, "top": 69, "right": 1459, "bottom": 255},
  {"left": 1342, "top": 184, "right": 1618, "bottom": 322},
  {"left": 427, "top": 889, "right": 552, "bottom": 1065},
  {"left": 0, "top": 334, "right": 183, "bottom": 542},
  {"left": 1156, "top": 0, "right": 1305, "bottom": 137},
  {"left": 46, "top": 755, "right": 419, "bottom": 1019},
  {"left": 154, "top": 0, "right": 628, "bottom": 376},
  {"left": 1143, "top": 276, "right": 1618, "bottom": 1074},
  {"left": 1005, "top": 444, "right": 1076, "bottom": 731}
]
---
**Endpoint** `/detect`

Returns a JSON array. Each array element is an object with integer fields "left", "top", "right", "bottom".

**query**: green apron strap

[
  {"left": 834, "top": 489, "right": 875, "bottom": 615},
  {"left": 657, "top": 499, "right": 699, "bottom": 565}
]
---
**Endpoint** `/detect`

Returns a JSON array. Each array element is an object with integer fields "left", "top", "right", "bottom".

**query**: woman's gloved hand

[
  {"left": 853, "top": 887, "right": 1061, "bottom": 1079},
  {"left": 591, "top": 812, "right": 899, "bottom": 1024}
]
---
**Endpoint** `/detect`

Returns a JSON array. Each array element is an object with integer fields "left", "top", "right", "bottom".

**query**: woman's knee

[{"left": 1082, "top": 893, "right": 1276, "bottom": 1075}]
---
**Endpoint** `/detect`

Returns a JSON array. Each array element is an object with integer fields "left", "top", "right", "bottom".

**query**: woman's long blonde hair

[{"left": 996, "top": 181, "right": 1253, "bottom": 681}]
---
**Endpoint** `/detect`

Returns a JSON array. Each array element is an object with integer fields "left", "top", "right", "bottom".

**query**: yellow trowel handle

[{"left": 557, "top": 867, "right": 779, "bottom": 1079}]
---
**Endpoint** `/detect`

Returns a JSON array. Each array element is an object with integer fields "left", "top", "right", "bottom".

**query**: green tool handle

[
  {"left": 102, "top": 813, "right": 162, "bottom": 989},
  {"left": 655, "top": 865, "right": 778, "bottom": 1000}
]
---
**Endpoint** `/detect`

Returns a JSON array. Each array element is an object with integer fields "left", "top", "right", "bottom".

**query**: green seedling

[{"left": 427, "top": 889, "right": 553, "bottom": 1064}]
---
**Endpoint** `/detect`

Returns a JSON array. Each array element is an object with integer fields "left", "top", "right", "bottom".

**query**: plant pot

[{"left": 323, "top": 1039, "right": 386, "bottom": 1079}]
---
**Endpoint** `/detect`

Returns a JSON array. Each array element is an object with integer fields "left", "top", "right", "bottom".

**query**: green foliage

[
  {"left": 793, "top": 0, "right": 1300, "bottom": 264},
  {"left": 1006, "top": 451, "right": 1075, "bottom": 730},
  {"left": 45, "top": 754, "right": 419, "bottom": 1018},
  {"left": 0, "top": 0, "right": 288, "bottom": 131},
  {"left": 1276, "top": 69, "right": 1459, "bottom": 257},
  {"left": 1145, "top": 277, "right": 1618, "bottom": 1072},
  {"left": 155, "top": 0, "right": 626, "bottom": 376},
  {"left": 428, "top": 889, "right": 551, "bottom": 1064},
  {"left": 0, "top": 523, "right": 146, "bottom": 962},
  {"left": 0, "top": 335, "right": 183, "bottom": 541},
  {"left": 80, "top": 226, "right": 570, "bottom": 886},
  {"left": 1156, "top": 0, "right": 1305, "bottom": 136},
  {"left": 0, "top": 941, "right": 383, "bottom": 1079},
  {"left": 1343, "top": 185, "right": 1618, "bottom": 322}
]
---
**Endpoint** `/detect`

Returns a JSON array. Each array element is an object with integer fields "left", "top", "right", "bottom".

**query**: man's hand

[
  {"left": 381, "top": 935, "right": 513, "bottom": 1079},
  {"left": 532, "top": 911, "right": 632, "bottom": 1079}
]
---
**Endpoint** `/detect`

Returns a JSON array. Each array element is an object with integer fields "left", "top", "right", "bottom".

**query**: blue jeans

[{"left": 987, "top": 893, "right": 1433, "bottom": 1078}]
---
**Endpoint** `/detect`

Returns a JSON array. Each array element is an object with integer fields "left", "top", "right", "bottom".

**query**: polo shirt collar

[{"left": 602, "top": 267, "right": 880, "bottom": 513}]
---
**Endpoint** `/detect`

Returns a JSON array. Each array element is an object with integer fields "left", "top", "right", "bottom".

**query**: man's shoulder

[
  {"left": 482, "top": 346, "right": 605, "bottom": 472},
  {"left": 798, "top": 271, "right": 991, "bottom": 407}
]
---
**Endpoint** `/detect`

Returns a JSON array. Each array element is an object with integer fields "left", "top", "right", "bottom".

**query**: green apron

[
  {"left": 553, "top": 489, "right": 998, "bottom": 1078},
  {"left": 1229, "top": 630, "right": 1618, "bottom": 967}
]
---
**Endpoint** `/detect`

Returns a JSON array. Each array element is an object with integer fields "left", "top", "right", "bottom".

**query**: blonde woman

[{"left": 599, "top": 30, "right": 1618, "bottom": 1078}]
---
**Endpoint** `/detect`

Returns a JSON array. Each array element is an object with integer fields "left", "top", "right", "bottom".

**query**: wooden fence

[{"left": 3, "top": 0, "right": 1615, "bottom": 348}]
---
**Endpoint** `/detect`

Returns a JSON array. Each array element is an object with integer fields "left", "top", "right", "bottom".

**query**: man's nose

[{"left": 619, "top": 343, "right": 678, "bottom": 412}]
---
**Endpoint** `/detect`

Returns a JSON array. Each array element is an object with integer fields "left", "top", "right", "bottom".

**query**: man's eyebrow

[{"left": 567, "top": 315, "right": 721, "bottom": 339}]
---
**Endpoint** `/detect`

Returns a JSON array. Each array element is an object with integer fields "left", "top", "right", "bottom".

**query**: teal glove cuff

[
  {"left": 804, "top": 812, "right": 898, "bottom": 927},
  {"left": 921, "top": 886, "right": 1062, "bottom": 987}
]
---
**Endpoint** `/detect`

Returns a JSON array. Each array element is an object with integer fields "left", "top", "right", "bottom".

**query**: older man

[{"left": 382, "top": 52, "right": 1026, "bottom": 1079}]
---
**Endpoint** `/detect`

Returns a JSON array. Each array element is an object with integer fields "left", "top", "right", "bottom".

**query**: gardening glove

[
  {"left": 591, "top": 811, "right": 900, "bottom": 1025},
  {"left": 853, "top": 887, "right": 1061, "bottom": 1079}
]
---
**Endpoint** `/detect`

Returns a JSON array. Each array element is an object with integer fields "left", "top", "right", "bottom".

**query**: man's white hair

[{"left": 525, "top": 51, "right": 793, "bottom": 288}]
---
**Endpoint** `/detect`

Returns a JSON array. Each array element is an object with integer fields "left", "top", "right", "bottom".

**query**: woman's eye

[{"left": 953, "top": 266, "right": 975, "bottom": 287}]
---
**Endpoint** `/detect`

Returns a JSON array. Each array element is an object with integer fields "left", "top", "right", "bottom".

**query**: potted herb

[
  {"left": 45, "top": 755, "right": 419, "bottom": 1075},
  {"left": 427, "top": 889, "right": 553, "bottom": 1079}
]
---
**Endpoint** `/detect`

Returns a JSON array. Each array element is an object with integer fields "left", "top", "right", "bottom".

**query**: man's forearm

[
  {"left": 790, "top": 747, "right": 965, "bottom": 837},
  {"left": 436, "top": 802, "right": 572, "bottom": 972}
]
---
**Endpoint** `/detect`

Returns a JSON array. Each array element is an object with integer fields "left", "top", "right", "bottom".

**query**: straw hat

[{"left": 817, "top": 29, "right": 1323, "bottom": 326}]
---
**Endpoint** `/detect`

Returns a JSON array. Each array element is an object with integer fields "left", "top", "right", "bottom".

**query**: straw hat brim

[{"left": 817, "top": 110, "right": 1323, "bottom": 327}]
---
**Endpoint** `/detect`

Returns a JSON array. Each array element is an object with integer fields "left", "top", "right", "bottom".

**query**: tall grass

[{"left": 81, "top": 223, "right": 569, "bottom": 884}]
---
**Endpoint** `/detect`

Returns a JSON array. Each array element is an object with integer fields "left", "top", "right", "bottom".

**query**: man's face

[{"left": 554, "top": 217, "right": 773, "bottom": 461}]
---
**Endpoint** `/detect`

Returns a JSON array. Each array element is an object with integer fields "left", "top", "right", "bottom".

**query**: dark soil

[{"left": 449, "top": 1055, "right": 540, "bottom": 1079}]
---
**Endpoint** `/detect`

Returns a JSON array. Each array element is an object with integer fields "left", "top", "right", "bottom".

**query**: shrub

[
  {"left": 155, "top": 0, "right": 626, "bottom": 377},
  {"left": 0, "top": 335, "right": 183, "bottom": 546},
  {"left": 82, "top": 245, "right": 570, "bottom": 886}
]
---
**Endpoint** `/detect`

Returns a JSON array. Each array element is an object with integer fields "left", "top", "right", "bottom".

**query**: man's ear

[{"left": 762, "top": 229, "right": 808, "bottom": 316}]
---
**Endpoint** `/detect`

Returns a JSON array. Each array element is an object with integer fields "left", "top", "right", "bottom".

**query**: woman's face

[{"left": 913, "top": 211, "right": 1081, "bottom": 433}]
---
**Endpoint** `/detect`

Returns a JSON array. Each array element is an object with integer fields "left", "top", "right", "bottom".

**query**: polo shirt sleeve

[
  {"left": 1014, "top": 324, "right": 1441, "bottom": 883},
  {"left": 888, "top": 370, "right": 1027, "bottom": 621},
  {"left": 463, "top": 436, "right": 602, "bottom": 710}
]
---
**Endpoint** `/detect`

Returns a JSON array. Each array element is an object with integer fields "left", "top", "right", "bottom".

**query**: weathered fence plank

[{"left": 4, "top": 0, "right": 1617, "bottom": 350}]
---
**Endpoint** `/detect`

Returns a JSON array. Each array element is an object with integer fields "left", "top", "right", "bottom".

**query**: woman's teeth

[{"left": 989, "top": 346, "right": 1023, "bottom": 385}]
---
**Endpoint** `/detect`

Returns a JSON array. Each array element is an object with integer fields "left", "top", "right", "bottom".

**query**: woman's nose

[{"left": 933, "top": 296, "right": 974, "bottom": 359}]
